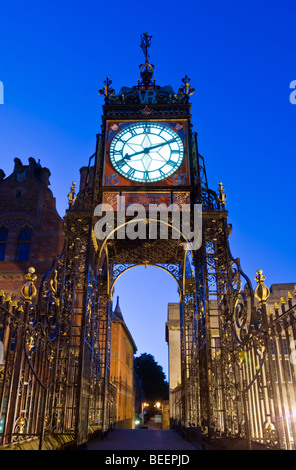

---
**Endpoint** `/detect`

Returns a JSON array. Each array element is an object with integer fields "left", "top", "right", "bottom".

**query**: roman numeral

[
  {"left": 143, "top": 171, "right": 150, "bottom": 181},
  {"left": 126, "top": 168, "right": 135, "bottom": 178},
  {"left": 144, "top": 123, "right": 151, "bottom": 134},
  {"left": 115, "top": 159, "right": 126, "bottom": 168},
  {"left": 128, "top": 128, "right": 137, "bottom": 137}
]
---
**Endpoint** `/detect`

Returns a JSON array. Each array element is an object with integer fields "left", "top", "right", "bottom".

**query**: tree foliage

[{"left": 134, "top": 353, "right": 169, "bottom": 402}]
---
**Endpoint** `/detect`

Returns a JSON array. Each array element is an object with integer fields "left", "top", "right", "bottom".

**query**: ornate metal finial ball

[
  {"left": 21, "top": 266, "right": 37, "bottom": 302},
  {"left": 254, "top": 269, "right": 270, "bottom": 304}
]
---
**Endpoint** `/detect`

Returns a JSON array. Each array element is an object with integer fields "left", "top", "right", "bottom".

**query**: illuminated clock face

[{"left": 109, "top": 122, "right": 184, "bottom": 183}]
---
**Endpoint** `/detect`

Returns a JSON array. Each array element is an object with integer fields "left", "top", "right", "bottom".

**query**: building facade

[
  {"left": 165, "top": 303, "right": 181, "bottom": 418},
  {"left": 110, "top": 297, "right": 137, "bottom": 428},
  {"left": 0, "top": 157, "right": 64, "bottom": 296}
]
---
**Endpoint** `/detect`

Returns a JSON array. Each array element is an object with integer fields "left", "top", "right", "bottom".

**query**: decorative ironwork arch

[
  {"left": 110, "top": 262, "right": 183, "bottom": 298},
  {"left": 97, "top": 216, "right": 192, "bottom": 260}
]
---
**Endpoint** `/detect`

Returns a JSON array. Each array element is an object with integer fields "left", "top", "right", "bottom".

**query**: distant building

[
  {"left": 0, "top": 157, "right": 64, "bottom": 297},
  {"left": 165, "top": 303, "right": 181, "bottom": 418},
  {"left": 110, "top": 296, "right": 137, "bottom": 429}
]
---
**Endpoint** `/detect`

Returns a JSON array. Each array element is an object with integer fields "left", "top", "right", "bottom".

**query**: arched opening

[{"left": 110, "top": 264, "right": 180, "bottom": 429}]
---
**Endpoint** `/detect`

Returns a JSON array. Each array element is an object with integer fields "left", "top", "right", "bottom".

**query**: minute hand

[{"left": 124, "top": 139, "right": 176, "bottom": 159}]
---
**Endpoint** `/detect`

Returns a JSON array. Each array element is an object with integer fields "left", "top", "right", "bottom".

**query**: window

[
  {"left": 16, "top": 226, "right": 32, "bottom": 261},
  {"left": 282, "top": 338, "right": 289, "bottom": 356},
  {"left": 270, "top": 338, "right": 275, "bottom": 355},
  {"left": 0, "top": 226, "right": 8, "bottom": 261}
]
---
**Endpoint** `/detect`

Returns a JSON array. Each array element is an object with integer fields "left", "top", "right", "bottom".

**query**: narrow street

[{"left": 86, "top": 424, "right": 200, "bottom": 451}]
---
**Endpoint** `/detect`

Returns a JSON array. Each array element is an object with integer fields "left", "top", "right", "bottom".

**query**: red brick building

[
  {"left": 110, "top": 296, "right": 137, "bottom": 428},
  {"left": 0, "top": 157, "right": 64, "bottom": 297}
]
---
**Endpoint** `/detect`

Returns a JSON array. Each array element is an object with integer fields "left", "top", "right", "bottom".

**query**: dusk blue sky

[{"left": 0, "top": 0, "right": 295, "bottom": 378}]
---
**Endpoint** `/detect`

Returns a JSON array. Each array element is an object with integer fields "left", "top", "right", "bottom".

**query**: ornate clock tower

[
  {"left": 1, "top": 33, "right": 295, "bottom": 451},
  {"left": 43, "top": 33, "right": 254, "bottom": 447},
  {"left": 98, "top": 34, "right": 194, "bottom": 211}
]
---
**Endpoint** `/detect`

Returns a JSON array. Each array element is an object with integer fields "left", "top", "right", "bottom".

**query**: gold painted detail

[
  {"left": 21, "top": 267, "right": 37, "bottom": 303},
  {"left": 254, "top": 269, "right": 270, "bottom": 304},
  {"left": 67, "top": 181, "right": 77, "bottom": 206},
  {"left": 217, "top": 182, "right": 227, "bottom": 207}
]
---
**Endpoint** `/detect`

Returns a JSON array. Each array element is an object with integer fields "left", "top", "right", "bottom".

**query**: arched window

[
  {"left": 0, "top": 226, "right": 8, "bottom": 261},
  {"left": 16, "top": 226, "right": 32, "bottom": 261}
]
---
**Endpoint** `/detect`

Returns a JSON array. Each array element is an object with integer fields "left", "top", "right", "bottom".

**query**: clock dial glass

[{"left": 109, "top": 122, "right": 184, "bottom": 183}]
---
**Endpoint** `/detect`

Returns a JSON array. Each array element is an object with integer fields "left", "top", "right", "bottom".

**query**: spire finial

[
  {"left": 139, "top": 33, "right": 154, "bottom": 88},
  {"left": 98, "top": 77, "right": 115, "bottom": 103},
  {"left": 140, "top": 32, "right": 152, "bottom": 64},
  {"left": 217, "top": 182, "right": 227, "bottom": 208},
  {"left": 178, "top": 75, "right": 195, "bottom": 102},
  {"left": 67, "top": 181, "right": 77, "bottom": 207}
]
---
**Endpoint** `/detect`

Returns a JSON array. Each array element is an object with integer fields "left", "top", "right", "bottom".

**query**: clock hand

[
  {"left": 147, "top": 138, "right": 176, "bottom": 151},
  {"left": 123, "top": 139, "right": 176, "bottom": 160}
]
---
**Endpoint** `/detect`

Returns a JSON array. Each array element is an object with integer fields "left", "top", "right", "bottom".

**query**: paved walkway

[{"left": 87, "top": 429, "right": 200, "bottom": 451}]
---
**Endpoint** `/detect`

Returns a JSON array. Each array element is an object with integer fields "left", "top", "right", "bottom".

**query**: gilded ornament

[
  {"left": 254, "top": 270, "right": 270, "bottom": 304},
  {"left": 217, "top": 182, "right": 227, "bottom": 207},
  {"left": 67, "top": 182, "right": 77, "bottom": 206},
  {"left": 21, "top": 267, "right": 37, "bottom": 302}
]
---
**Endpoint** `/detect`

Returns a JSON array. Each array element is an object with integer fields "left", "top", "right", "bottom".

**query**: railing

[
  {"left": 239, "top": 281, "right": 296, "bottom": 449},
  {"left": 170, "top": 270, "right": 296, "bottom": 450},
  {"left": 0, "top": 266, "right": 118, "bottom": 449},
  {"left": 2, "top": 263, "right": 295, "bottom": 450},
  {"left": 0, "top": 268, "right": 58, "bottom": 449}
]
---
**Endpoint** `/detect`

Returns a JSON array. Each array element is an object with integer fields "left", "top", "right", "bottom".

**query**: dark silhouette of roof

[{"left": 112, "top": 296, "right": 137, "bottom": 353}]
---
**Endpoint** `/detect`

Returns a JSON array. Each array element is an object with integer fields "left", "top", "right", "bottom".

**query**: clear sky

[{"left": 0, "top": 0, "right": 295, "bottom": 379}]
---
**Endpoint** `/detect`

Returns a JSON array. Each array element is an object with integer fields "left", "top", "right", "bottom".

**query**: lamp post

[
  {"left": 141, "top": 402, "right": 149, "bottom": 426},
  {"left": 155, "top": 402, "right": 163, "bottom": 429}
]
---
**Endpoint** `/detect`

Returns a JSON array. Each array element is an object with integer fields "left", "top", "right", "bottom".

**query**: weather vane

[{"left": 140, "top": 32, "right": 152, "bottom": 64}]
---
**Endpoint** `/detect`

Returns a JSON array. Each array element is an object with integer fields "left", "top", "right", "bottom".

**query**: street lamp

[{"left": 141, "top": 402, "right": 149, "bottom": 426}]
